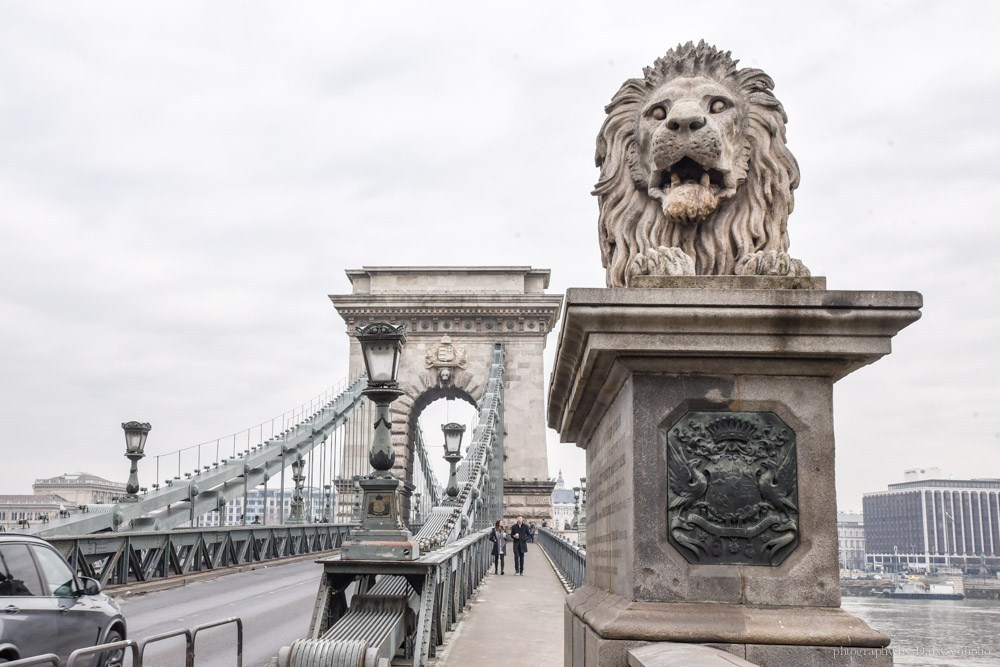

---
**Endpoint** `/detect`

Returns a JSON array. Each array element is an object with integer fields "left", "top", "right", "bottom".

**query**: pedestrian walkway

[{"left": 434, "top": 543, "right": 567, "bottom": 666}]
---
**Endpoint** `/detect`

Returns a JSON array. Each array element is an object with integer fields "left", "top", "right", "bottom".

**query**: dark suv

[{"left": 0, "top": 534, "right": 126, "bottom": 665}]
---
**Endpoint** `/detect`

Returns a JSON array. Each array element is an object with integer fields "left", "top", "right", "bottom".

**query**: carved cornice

[
  {"left": 503, "top": 479, "right": 557, "bottom": 495},
  {"left": 330, "top": 294, "right": 563, "bottom": 337},
  {"left": 547, "top": 286, "right": 922, "bottom": 443}
]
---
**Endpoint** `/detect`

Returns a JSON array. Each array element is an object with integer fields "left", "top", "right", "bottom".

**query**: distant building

[
  {"left": 32, "top": 472, "right": 125, "bottom": 505},
  {"left": 551, "top": 471, "right": 577, "bottom": 531},
  {"left": 1, "top": 472, "right": 125, "bottom": 531},
  {"left": 194, "top": 486, "right": 335, "bottom": 527},
  {"left": 837, "top": 511, "right": 865, "bottom": 570},
  {"left": 863, "top": 468, "right": 1000, "bottom": 574},
  {"left": 0, "top": 495, "right": 72, "bottom": 531}
]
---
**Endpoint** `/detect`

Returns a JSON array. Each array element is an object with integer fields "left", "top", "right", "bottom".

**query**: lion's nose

[{"left": 667, "top": 113, "right": 707, "bottom": 133}]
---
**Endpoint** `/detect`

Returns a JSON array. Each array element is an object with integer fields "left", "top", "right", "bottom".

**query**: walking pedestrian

[
  {"left": 489, "top": 519, "right": 507, "bottom": 575},
  {"left": 510, "top": 515, "right": 530, "bottom": 575}
]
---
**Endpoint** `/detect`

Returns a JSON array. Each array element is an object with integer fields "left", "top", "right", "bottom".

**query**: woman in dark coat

[{"left": 489, "top": 519, "right": 507, "bottom": 575}]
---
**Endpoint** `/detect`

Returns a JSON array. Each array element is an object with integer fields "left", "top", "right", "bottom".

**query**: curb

[{"left": 108, "top": 549, "right": 336, "bottom": 599}]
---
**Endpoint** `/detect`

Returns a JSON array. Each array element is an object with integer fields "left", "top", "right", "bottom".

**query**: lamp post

[
  {"left": 442, "top": 422, "right": 466, "bottom": 498},
  {"left": 342, "top": 322, "right": 420, "bottom": 561},
  {"left": 351, "top": 475, "right": 362, "bottom": 525},
  {"left": 578, "top": 477, "right": 587, "bottom": 548},
  {"left": 943, "top": 510, "right": 955, "bottom": 571},
  {"left": 121, "top": 421, "right": 151, "bottom": 502},
  {"left": 412, "top": 492, "right": 422, "bottom": 528},
  {"left": 323, "top": 484, "right": 332, "bottom": 523},
  {"left": 287, "top": 457, "right": 306, "bottom": 524},
  {"left": 572, "top": 486, "right": 581, "bottom": 531}
]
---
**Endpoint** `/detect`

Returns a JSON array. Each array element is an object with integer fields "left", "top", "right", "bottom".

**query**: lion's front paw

[
  {"left": 736, "top": 251, "right": 810, "bottom": 277},
  {"left": 625, "top": 246, "right": 695, "bottom": 285}
]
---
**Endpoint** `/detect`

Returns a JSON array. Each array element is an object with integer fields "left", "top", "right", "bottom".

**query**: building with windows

[
  {"left": 32, "top": 472, "right": 125, "bottom": 505},
  {"left": 837, "top": 511, "right": 865, "bottom": 571},
  {"left": 863, "top": 468, "right": 1000, "bottom": 574},
  {"left": 193, "top": 486, "right": 335, "bottom": 527},
  {"left": 0, "top": 495, "right": 72, "bottom": 531},
  {"left": 1, "top": 472, "right": 125, "bottom": 531}
]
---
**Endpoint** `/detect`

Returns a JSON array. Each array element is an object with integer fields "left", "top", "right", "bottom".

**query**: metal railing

[
  {"left": 537, "top": 527, "right": 586, "bottom": 591},
  {"left": 49, "top": 524, "right": 351, "bottom": 588},
  {"left": 5, "top": 618, "right": 243, "bottom": 667},
  {"left": 147, "top": 381, "right": 352, "bottom": 493}
]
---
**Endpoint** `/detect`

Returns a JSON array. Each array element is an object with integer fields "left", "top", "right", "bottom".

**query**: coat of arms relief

[
  {"left": 666, "top": 411, "right": 799, "bottom": 566},
  {"left": 425, "top": 335, "right": 467, "bottom": 385}
]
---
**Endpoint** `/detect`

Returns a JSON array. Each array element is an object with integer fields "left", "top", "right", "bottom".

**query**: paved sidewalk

[{"left": 435, "top": 545, "right": 567, "bottom": 666}]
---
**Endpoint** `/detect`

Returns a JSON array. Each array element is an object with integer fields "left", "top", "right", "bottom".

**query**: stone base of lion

[{"left": 625, "top": 246, "right": 809, "bottom": 286}]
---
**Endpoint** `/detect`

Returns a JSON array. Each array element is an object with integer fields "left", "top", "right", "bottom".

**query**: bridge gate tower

[{"left": 330, "top": 266, "right": 562, "bottom": 525}]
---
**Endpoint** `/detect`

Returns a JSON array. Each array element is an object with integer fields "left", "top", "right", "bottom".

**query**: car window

[
  {"left": 0, "top": 543, "right": 44, "bottom": 596},
  {"left": 31, "top": 544, "right": 76, "bottom": 596}
]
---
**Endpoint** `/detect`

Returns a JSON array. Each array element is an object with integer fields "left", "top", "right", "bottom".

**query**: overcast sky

[{"left": 1, "top": 1, "right": 997, "bottom": 512}]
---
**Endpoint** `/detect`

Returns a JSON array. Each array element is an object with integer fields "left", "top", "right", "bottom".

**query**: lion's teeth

[
  {"left": 671, "top": 172, "right": 681, "bottom": 187},
  {"left": 700, "top": 172, "right": 711, "bottom": 187}
]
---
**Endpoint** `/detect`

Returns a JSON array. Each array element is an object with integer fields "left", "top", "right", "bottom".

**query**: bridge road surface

[
  {"left": 117, "top": 559, "right": 323, "bottom": 666},
  {"left": 434, "top": 546, "right": 566, "bottom": 667}
]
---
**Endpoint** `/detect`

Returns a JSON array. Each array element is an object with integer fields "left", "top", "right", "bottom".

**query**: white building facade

[
  {"left": 837, "top": 512, "right": 865, "bottom": 571},
  {"left": 194, "top": 486, "right": 335, "bottom": 527},
  {"left": 551, "top": 471, "right": 577, "bottom": 531}
]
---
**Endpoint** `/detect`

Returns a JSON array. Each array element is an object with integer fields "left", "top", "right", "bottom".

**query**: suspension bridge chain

[
  {"left": 414, "top": 342, "right": 506, "bottom": 551},
  {"left": 28, "top": 376, "right": 375, "bottom": 538}
]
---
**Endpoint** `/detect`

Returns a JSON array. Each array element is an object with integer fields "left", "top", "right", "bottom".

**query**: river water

[{"left": 842, "top": 598, "right": 1000, "bottom": 666}]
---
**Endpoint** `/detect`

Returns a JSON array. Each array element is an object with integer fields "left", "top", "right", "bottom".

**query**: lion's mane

[{"left": 595, "top": 42, "right": 801, "bottom": 286}]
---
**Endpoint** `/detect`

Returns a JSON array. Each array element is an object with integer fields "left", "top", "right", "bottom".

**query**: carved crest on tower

[{"left": 425, "top": 335, "right": 467, "bottom": 370}]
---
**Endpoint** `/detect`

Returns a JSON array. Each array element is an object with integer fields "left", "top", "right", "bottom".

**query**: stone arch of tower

[
  {"left": 397, "top": 369, "right": 479, "bottom": 451},
  {"left": 329, "top": 266, "right": 563, "bottom": 523}
]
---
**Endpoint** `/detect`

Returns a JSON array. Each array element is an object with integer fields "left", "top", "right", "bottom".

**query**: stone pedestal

[
  {"left": 503, "top": 478, "right": 558, "bottom": 525},
  {"left": 341, "top": 476, "right": 419, "bottom": 561},
  {"left": 548, "top": 278, "right": 921, "bottom": 667}
]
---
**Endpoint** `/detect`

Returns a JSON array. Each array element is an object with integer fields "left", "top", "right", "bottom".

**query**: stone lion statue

[{"left": 595, "top": 41, "right": 810, "bottom": 286}]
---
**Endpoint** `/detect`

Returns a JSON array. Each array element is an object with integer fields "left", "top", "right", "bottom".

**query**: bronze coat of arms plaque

[
  {"left": 367, "top": 493, "right": 391, "bottom": 518},
  {"left": 666, "top": 411, "right": 799, "bottom": 566}
]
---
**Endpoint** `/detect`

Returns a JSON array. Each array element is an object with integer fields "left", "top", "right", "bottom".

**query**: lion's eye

[
  {"left": 650, "top": 106, "right": 667, "bottom": 120},
  {"left": 709, "top": 98, "right": 728, "bottom": 114}
]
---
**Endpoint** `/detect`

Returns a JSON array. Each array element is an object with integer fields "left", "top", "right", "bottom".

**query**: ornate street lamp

[
  {"left": 342, "top": 322, "right": 419, "bottom": 561},
  {"left": 121, "top": 421, "right": 151, "bottom": 502},
  {"left": 442, "top": 422, "right": 466, "bottom": 498},
  {"left": 572, "top": 486, "right": 581, "bottom": 530},
  {"left": 578, "top": 477, "right": 587, "bottom": 548},
  {"left": 357, "top": 323, "right": 406, "bottom": 470},
  {"left": 412, "top": 491, "right": 422, "bottom": 527},
  {"left": 287, "top": 457, "right": 306, "bottom": 524},
  {"left": 323, "top": 484, "right": 332, "bottom": 523},
  {"left": 351, "top": 475, "right": 362, "bottom": 525}
]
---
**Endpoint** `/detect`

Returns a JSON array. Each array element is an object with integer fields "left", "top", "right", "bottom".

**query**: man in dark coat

[{"left": 509, "top": 515, "right": 530, "bottom": 575}]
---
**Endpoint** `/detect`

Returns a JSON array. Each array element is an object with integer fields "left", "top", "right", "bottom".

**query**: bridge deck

[{"left": 436, "top": 546, "right": 567, "bottom": 666}]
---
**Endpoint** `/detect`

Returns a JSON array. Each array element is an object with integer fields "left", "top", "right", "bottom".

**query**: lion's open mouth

[
  {"left": 656, "top": 157, "right": 727, "bottom": 192},
  {"left": 647, "top": 156, "right": 730, "bottom": 224}
]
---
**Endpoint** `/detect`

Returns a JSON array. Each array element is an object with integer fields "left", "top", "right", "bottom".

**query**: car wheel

[{"left": 99, "top": 629, "right": 125, "bottom": 667}]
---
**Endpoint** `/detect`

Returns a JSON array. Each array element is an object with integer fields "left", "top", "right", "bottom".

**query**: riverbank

[{"left": 842, "top": 575, "right": 1000, "bottom": 599}]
